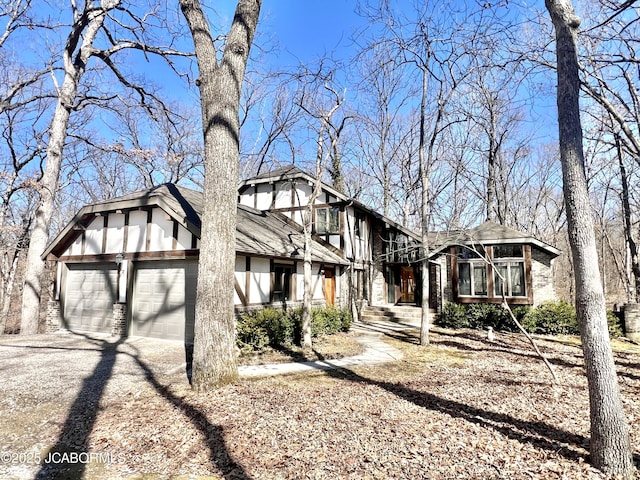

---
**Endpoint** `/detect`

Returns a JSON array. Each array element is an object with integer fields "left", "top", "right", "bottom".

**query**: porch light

[{"left": 115, "top": 253, "right": 125, "bottom": 266}]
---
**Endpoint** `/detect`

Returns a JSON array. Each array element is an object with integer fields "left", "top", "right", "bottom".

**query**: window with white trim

[
  {"left": 493, "top": 245, "right": 526, "bottom": 297},
  {"left": 456, "top": 246, "right": 487, "bottom": 297}
]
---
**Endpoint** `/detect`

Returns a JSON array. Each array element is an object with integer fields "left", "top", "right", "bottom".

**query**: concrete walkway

[{"left": 239, "top": 321, "right": 407, "bottom": 378}]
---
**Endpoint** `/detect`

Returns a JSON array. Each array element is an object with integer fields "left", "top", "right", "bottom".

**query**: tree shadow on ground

[
  {"left": 36, "top": 334, "right": 125, "bottom": 480},
  {"left": 324, "top": 364, "right": 592, "bottom": 463},
  {"left": 434, "top": 329, "right": 640, "bottom": 384},
  {"left": 124, "top": 343, "right": 251, "bottom": 479},
  {"left": 35, "top": 332, "right": 250, "bottom": 480},
  {"left": 322, "top": 326, "right": 640, "bottom": 471}
]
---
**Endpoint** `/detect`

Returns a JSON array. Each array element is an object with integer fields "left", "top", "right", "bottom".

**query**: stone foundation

[
  {"left": 111, "top": 303, "right": 127, "bottom": 337},
  {"left": 46, "top": 300, "right": 61, "bottom": 333},
  {"left": 624, "top": 303, "right": 640, "bottom": 343}
]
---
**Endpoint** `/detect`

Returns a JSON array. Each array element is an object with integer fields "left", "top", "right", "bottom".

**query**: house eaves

[
  {"left": 240, "top": 165, "right": 422, "bottom": 242},
  {"left": 44, "top": 183, "right": 348, "bottom": 266},
  {"left": 426, "top": 222, "right": 561, "bottom": 259}
]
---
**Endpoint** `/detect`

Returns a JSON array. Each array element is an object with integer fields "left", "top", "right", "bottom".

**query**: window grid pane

[
  {"left": 473, "top": 264, "right": 487, "bottom": 296},
  {"left": 494, "top": 264, "right": 508, "bottom": 297},
  {"left": 510, "top": 262, "right": 525, "bottom": 296},
  {"left": 458, "top": 263, "right": 471, "bottom": 296}
]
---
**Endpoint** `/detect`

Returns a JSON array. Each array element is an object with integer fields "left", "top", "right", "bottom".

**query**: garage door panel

[
  {"left": 64, "top": 265, "right": 117, "bottom": 332},
  {"left": 132, "top": 261, "right": 197, "bottom": 342}
]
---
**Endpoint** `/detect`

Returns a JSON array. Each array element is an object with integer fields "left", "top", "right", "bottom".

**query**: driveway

[{"left": 0, "top": 332, "right": 192, "bottom": 480}]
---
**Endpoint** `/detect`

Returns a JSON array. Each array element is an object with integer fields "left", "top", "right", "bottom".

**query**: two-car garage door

[{"left": 63, "top": 261, "right": 197, "bottom": 342}]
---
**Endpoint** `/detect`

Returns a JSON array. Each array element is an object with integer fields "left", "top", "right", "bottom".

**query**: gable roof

[
  {"left": 240, "top": 165, "right": 422, "bottom": 242},
  {"left": 44, "top": 183, "right": 348, "bottom": 265},
  {"left": 428, "top": 221, "right": 561, "bottom": 258}
]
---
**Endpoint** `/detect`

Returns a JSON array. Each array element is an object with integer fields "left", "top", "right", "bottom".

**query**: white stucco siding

[
  {"left": 176, "top": 224, "right": 192, "bottom": 250},
  {"left": 329, "top": 235, "right": 341, "bottom": 250},
  {"left": 239, "top": 186, "right": 254, "bottom": 208},
  {"left": 84, "top": 216, "right": 104, "bottom": 255},
  {"left": 256, "top": 183, "right": 272, "bottom": 210},
  {"left": 274, "top": 183, "right": 292, "bottom": 209},
  {"left": 105, "top": 213, "right": 125, "bottom": 253},
  {"left": 65, "top": 234, "right": 83, "bottom": 257},
  {"left": 292, "top": 210, "right": 305, "bottom": 225},
  {"left": 126, "top": 210, "right": 148, "bottom": 252},
  {"left": 293, "top": 183, "right": 312, "bottom": 207},
  {"left": 234, "top": 256, "right": 246, "bottom": 305},
  {"left": 251, "top": 257, "right": 271, "bottom": 303},
  {"left": 296, "top": 263, "right": 325, "bottom": 301},
  {"left": 148, "top": 208, "right": 174, "bottom": 251},
  {"left": 344, "top": 208, "right": 355, "bottom": 259}
]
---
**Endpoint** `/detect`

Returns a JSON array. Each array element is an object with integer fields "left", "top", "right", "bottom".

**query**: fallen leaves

[{"left": 0, "top": 328, "right": 638, "bottom": 479}]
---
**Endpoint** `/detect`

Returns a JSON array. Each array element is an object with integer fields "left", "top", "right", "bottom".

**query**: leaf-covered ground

[{"left": 0, "top": 325, "right": 638, "bottom": 479}]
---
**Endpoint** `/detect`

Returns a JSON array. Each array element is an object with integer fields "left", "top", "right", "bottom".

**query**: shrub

[
  {"left": 521, "top": 301, "right": 579, "bottom": 335},
  {"left": 438, "top": 302, "right": 469, "bottom": 329},
  {"left": 236, "top": 305, "right": 352, "bottom": 351},
  {"left": 311, "top": 306, "right": 352, "bottom": 336},
  {"left": 438, "top": 300, "right": 623, "bottom": 338},
  {"left": 607, "top": 310, "right": 624, "bottom": 338},
  {"left": 261, "top": 307, "right": 296, "bottom": 347},
  {"left": 437, "top": 302, "right": 528, "bottom": 332},
  {"left": 236, "top": 310, "right": 270, "bottom": 352}
]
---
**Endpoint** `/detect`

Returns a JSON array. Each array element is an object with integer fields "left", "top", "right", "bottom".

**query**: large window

[
  {"left": 456, "top": 246, "right": 487, "bottom": 297},
  {"left": 493, "top": 245, "right": 526, "bottom": 297},
  {"left": 316, "top": 207, "right": 340, "bottom": 234},
  {"left": 455, "top": 244, "right": 529, "bottom": 302}
]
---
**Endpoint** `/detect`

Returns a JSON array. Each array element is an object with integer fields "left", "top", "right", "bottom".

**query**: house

[
  {"left": 428, "top": 222, "right": 561, "bottom": 307},
  {"left": 237, "top": 166, "right": 427, "bottom": 310},
  {"left": 43, "top": 167, "right": 561, "bottom": 343},
  {"left": 43, "top": 183, "right": 347, "bottom": 342},
  {"left": 238, "top": 166, "right": 561, "bottom": 315}
]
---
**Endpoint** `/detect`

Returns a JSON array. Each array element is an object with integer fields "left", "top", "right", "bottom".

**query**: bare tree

[
  {"left": 179, "top": 0, "right": 261, "bottom": 390},
  {"left": 18, "top": 0, "right": 190, "bottom": 334},
  {"left": 572, "top": 2, "right": 640, "bottom": 302},
  {"left": 351, "top": 41, "right": 416, "bottom": 220},
  {"left": 292, "top": 65, "right": 348, "bottom": 349},
  {"left": 545, "top": 0, "right": 634, "bottom": 476}
]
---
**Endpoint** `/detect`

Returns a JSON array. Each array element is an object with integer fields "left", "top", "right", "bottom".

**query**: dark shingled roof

[
  {"left": 44, "top": 183, "right": 347, "bottom": 265},
  {"left": 427, "top": 221, "right": 561, "bottom": 258}
]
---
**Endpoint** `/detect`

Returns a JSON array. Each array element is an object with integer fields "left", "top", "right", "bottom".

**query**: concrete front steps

[{"left": 360, "top": 305, "right": 435, "bottom": 327}]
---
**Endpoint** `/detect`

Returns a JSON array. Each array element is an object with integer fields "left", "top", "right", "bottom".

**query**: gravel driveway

[{"left": 0, "top": 331, "right": 191, "bottom": 480}]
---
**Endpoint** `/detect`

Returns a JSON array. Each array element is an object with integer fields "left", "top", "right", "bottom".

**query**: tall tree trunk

[
  {"left": 301, "top": 126, "right": 329, "bottom": 350},
  {"left": 615, "top": 135, "right": 640, "bottom": 302},
  {"left": 302, "top": 223, "right": 314, "bottom": 349},
  {"left": 20, "top": 4, "right": 114, "bottom": 334},
  {"left": 418, "top": 68, "right": 430, "bottom": 346},
  {"left": 486, "top": 107, "right": 497, "bottom": 223},
  {"left": 545, "top": 1, "right": 634, "bottom": 476},
  {"left": 179, "top": 0, "right": 261, "bottom": 391}
]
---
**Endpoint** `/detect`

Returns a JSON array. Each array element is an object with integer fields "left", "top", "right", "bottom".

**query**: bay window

[{"left": 454, "top": 243, "right": 530, "bottom": 303}]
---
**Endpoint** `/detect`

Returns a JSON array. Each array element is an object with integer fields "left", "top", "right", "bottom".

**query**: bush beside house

[
  {"left": 437, "top": 301, "right": 624, "bottom": 338},
  {"left": 237, "top": 306, "right": 352, "bottom": 352}
]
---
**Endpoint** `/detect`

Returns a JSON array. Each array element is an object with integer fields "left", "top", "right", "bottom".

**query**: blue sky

[
  {"left": 212, "top": 1, "right": 366, "bottom": 67},
  {"left": 260, "top": 1, "right": 365, "bottom": 63}
]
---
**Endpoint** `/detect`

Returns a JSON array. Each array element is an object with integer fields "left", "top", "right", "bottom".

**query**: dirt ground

[{"left": 0, "top": 326, "right": 638, "bottom": 480}]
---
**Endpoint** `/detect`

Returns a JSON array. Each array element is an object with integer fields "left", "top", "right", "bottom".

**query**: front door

[
  {"left": 399, "top": 266, "right": 415, "bottom": 303},
  {"left": 324, "top": 268, "right": 335, "bottom": 306}
]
